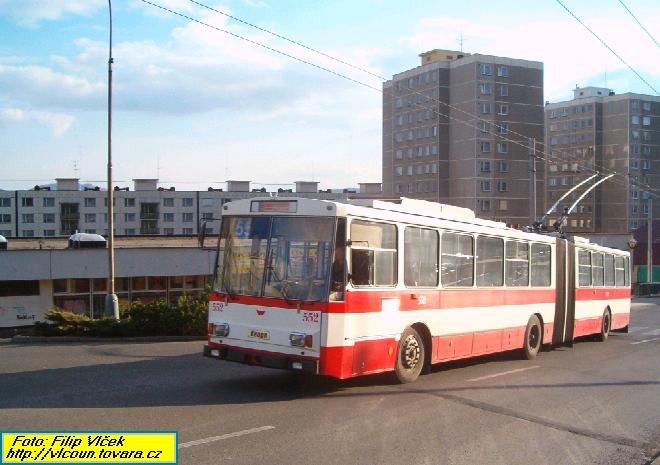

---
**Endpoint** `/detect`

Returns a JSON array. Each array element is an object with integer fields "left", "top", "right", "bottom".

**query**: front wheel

[
  {"left": 597, "top": 310, "right": 611, "bottom": 342},
  {"left": 523, "top": 315, "right": 542, "bottom": 360},
  {"left": 395, "top": 327, "right": 425, "bottom": 384}
]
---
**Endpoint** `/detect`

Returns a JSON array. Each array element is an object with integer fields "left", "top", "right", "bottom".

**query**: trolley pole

[
  {"left": 648, "top": 195, "right": 653, "bottom": 284},
  {"left": 528, "top": 138, "right": 537, "bottom": 225},
  {"left": 105, "top": 0, "right": 119, "bottom": 320}
]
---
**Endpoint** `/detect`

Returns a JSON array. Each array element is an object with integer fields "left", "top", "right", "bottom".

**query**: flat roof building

[
  {"left": 383, "top": 50, "right": 544, "bottom": 225},
  {"left": 0, "top": 179, "right": 381, "bottom": 239},
  {"left": 544, "top": 87, "right": 660, "bottom": 233}
]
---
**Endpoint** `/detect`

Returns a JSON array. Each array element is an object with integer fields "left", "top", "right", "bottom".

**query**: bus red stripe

[
  {"left": 575, "top": 288, "right": 631, "bottom": 301},
  {"left": 327, "top": 288, "right": 557, "bottom": 313}
]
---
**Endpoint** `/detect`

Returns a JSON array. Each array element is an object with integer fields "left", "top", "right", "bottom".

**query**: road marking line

[
  {"left": 631, "top": 337, "right": 660, "bottom": 345},
  {"left": 178, "top": 426, "right": 275, "bottom": 449},
  {"left": 467, "top": 365, "right": 540, "bottom": 382}
]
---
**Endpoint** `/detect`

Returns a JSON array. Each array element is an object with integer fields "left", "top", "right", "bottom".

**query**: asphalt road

[{"left": 1, "top": 299, "right": 659, "bottom": 465}]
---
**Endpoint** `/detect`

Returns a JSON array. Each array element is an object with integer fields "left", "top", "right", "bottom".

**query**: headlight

[
  {"left": 214, "top": 323, "right": 230, "bottom": 337},
  {"left": 290, "top": 332, "right": 312, "bottom": 348}
]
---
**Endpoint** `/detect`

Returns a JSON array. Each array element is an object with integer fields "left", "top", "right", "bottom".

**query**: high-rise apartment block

[
  {"left": 383, "top": 50, "right": 544, "bottom": 224},
  {"left": 544, "top": 87, "right": 660, "bottom": 233}
]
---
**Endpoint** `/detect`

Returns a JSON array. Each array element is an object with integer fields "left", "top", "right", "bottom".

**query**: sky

[{"left": 0, "top": 0, "right": 658, "bottom": 191}]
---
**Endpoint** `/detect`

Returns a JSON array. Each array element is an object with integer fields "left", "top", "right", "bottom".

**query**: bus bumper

[{"left": 204, "top": 344, "right": 319, "bottom": 374}]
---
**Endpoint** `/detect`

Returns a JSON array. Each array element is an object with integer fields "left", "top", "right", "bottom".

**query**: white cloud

[
  {"left": 0, "top": 0, "right": 106, "bottom": 27},
  {"left": 0, "top": 7, "right": 385, "bottom": 120},
  {"left": 0, "top": 107, "right": 76, "bottom": 135}
]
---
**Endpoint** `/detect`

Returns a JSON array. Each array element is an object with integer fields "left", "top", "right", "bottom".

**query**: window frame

[{"left": 349, "top": 219, "right": 398, "bottom": 288}]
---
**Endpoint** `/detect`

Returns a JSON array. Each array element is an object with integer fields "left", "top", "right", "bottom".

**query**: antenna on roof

[{"left": 458, "top": 31, "right": 464, "bottom": 53}]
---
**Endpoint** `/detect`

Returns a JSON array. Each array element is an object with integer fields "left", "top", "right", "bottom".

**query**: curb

[{"left": 10, "top": 335, "right": 206, "bottom": 344}]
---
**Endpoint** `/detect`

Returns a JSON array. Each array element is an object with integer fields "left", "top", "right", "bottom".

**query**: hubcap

[
  {"left": 402, "top": 335, "right": 421, "bottom": 369},
  {"left": 529, "top": 325, "right": 540, "bottom": 349}
]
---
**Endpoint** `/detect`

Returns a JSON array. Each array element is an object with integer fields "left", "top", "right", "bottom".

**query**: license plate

[{"left": 248, "top": 329, "right": 270, "bottom": 340}]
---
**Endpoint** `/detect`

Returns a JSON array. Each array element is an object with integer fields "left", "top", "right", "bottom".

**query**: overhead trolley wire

[
  {"left": 555, "top": 0, "right": 659, "bottom": 95},
  {"left": 139, "top": 0, "right": 660, "bottom": 201},
  {"left": 617, "top": 0, "right": 659, "bottom": 48}
]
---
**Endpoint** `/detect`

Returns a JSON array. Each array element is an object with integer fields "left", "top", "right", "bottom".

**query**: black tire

[
  {"left": 597, "top": 310, "right": 611, "bottom": 342},
  {"left": 395, "top": 326, "right": 425, "bottom": 384},
  {"left": 523, "top": 315, "right": 542, "bottom": 360}
]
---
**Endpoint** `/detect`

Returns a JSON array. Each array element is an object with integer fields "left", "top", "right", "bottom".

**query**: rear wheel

[
  {"left": 395, "top": 326, "right": 425, "bottom": 384},
  {"left": 597, "top": 310, "right": 611, "bottom": 341},
  {"left": 523, "top": 315, "right": 542, "bottom": 360}
]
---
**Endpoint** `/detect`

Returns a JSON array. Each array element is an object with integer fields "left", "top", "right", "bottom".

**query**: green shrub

[{"left": 32, "top": 293, "right": 208, "bottom": 337}]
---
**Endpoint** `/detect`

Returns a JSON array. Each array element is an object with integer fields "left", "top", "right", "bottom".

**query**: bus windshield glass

[{"left": 215, "top": 216, "right": 335, "bottom": 302}]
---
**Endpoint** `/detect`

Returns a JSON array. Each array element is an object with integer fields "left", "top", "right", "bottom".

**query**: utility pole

[
  {"left": 648, "top": 194, "right": 653, "bottom": 283},
  {"left": 105, "top": 0, "right": 119, "bottom": 320},
  {"left": 528, "top": 138, "right": 537, "bottom": 225}
]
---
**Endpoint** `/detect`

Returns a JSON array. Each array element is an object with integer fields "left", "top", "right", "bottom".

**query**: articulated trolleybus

[{"left": 204, "top": 197, "right": 631, "bottom": 383}]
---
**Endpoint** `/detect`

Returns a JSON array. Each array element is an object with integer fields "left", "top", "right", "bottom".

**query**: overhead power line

[
  {"left": 617, "top": 0, "right": 659, "bottom": 48},
  {"left": 139, "top": 0, "right": 660, "bottom": 202},
  {"left": 555, "top": 0, "right": 659, "bottom": 95},
  {"left": 139, "top": 0, "right": 381, "bottom": 93}
]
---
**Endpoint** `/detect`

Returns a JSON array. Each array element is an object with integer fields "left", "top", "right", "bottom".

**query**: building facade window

[
  {"left": 479, "top": 63, "right": 492, "bottom": 75},
  {"left": 499, "top": 85, "right": 508, "bottom": 96},
  {"left": 43, "top": 197, "right": 55, "bottom": 207},
  {"left": 163, "top": 213, "right": 175, "bottom": 222},
  {"left": 497, "top": 142, "right": 508, "bottom": 153},
  {"left": 22, "top": 214, "right": 34, "bottom": 223},
  {"left": 182, "top": 213, "right": 193, "bottom": 222},
  {"left": 163, "top": 198, "right": 174, "bottom": 207},
  {"left": 84, "top": 213, "right": 96, "bottom": 223},
  {"left": 22, "top": 198, "right": 34, "bottom": 207},
  {"left": 497, "top": 66, "right": 508, "bottom": 77},
  {"left": 498, "top": 104, "right": 509, "bottom": 115},
  {"left": 84, "top": 198, "right": 96, "bottom": 208},
  {"left": 43, "top": 213, "right": 55, "bottom": 223},
  {"left": 481, "top": 103, "right": 491, "bottom": 114},
  {"left": 182, "top": 198, "right": 193, "bottom": 207},
  {"left": 0, "top": 214, "right": 11, "bottom": 223},
  {"left": 481, "top": 142, "right": 491, "bottom": 153},
  {"left": 125, "top": 198, "right": 136, "bottom": 207}
]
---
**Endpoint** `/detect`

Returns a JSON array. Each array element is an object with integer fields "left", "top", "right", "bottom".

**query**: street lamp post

[{"left": 105, "top": 0, "right": 119, "bottom": 320}]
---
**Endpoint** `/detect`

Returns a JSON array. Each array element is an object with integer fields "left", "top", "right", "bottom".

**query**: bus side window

[
  {"left": 578, "top": 249, "right": 591, "bottom": 287},
  {"left": 476, "top": 236, "right": 504, "bottom": 287},
  {"left": 441, "top": 232, "right": 474, "bottom": 287},
  {"left": 349, "top": 220, "right": 397, "bottom": 287},
  {"left": 505, "top": 241, "right": 529, "bottom": 287},
  {"left": 330, "top": 218, "right": 347, "bottom": 299},
  {"left": 530, "top": 243, "right": 551, "bottom": 287},
  {"left": 604, "top": 254, "right": 615, "bottom": 286},
  {"left": 615, "top": 256, "right": 625, "bottom": 286},
  {"left": 592, "top": 252, "right": 604, "bottom": 286}
]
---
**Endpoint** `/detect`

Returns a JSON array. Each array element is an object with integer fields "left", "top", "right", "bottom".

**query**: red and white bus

[{"left": 204, "top": 197, "right": 631, "bottom": 383}]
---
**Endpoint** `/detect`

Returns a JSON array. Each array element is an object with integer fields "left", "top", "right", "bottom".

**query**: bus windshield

[{"left": 215, "top": 216, "right": 335, "bottom": 302}]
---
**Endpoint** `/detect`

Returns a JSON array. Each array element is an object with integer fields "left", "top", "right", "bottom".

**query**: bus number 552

[{"left": 302, "top": 312, "right": 319, "bottom": 323}]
